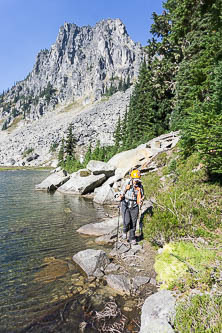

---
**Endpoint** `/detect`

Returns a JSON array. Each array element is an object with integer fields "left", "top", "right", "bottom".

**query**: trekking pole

[
  {"left": 116, "top": 204, "right": 121, "bottom": 250},
  {"left": 137, "top": 205, "right": 142, "bottom": 239}
]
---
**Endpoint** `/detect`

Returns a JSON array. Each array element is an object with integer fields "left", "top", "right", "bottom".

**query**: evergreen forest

[
  {"left": 58, "top": 0, "right": 222, "bottom": 178},
  {"left": 113, "top": 0, "right": 222, "bottom": 176}
]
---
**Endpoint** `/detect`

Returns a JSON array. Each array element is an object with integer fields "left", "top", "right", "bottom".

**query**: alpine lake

[{"left": 0, "top": 170, "right": 150, "bottom": 332}]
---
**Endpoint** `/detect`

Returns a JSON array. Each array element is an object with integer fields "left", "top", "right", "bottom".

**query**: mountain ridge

[
  {"left": 0, "top": 18, "right": 143, "bottom": 126},
  {"left": 0, "top": 18, "right": 144, "bottom": 166}
]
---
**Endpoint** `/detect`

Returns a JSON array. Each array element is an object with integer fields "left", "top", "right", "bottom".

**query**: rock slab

[
  {"left": 140, "top": 290, "right": 176, "bottom": 333},
  {"left": 35, "top": 171, "right": 70, "bottom": 191},
  {"left": 87, "top": 160, "right": 115, "bottom": 178},
  {"left": 58, "top": 173, "right": 106, "bottom": 195},
  {"left": 77, "top": 216, "right": 121, "bottom": 236}
]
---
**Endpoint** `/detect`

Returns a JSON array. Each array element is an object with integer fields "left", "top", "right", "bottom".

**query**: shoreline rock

[
  {"left": 35, "top": 170, "right": 70, "bottom": 191},
  {"left": 76, "top": 216, "right": 121, "bottom": 236},
  {"left": 140, "top": 290, "right": 176, "bottom": 333}
]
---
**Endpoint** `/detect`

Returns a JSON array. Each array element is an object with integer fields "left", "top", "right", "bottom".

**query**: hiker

[{"left": 120, "top": 169, "right": 144, "bottom": 245}]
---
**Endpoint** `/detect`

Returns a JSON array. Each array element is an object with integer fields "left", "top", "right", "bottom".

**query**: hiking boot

[
  {"left": 130, "top": 239, "right": 137, "bottom": 245},
  {"left": 122, "top": 232, "right": 127, "bottom": 240}
]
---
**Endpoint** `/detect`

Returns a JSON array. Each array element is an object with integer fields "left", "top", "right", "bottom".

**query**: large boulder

[
  {"left": 148, "top": 132, "right": 180, "bottom": 151},
  {"left": 35, "top": 170, "right": 70, "bottom": 192},
  {"left": 77, "top": 216, "right": 122, "bottom": 236},
  {"left": 107, "top": 131, "right": 180, "bottom": 172},
  {"left": 102, "top": 167, "right": 129, "bottom": 187},
  {"left": 140, "top": 290, "right": 176, "bottom": 333},
  {"left": 58, "top": 173, "right": 106, "bottom": 195},
  {"left": 93, "top": 184, "right": 116, "bottom": 205},
  {"left": 108, "top": 146, "right": 152, "bottom": 171},
  {"left": 86, "top": 160, "right": 115, "bottom": 178},
  {"left": 73, "top": 249, "right": 110, "bottom": 277}
]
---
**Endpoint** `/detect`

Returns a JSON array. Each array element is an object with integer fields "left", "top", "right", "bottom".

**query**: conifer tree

[
  {"left": 83, "top": 143, "right": 92, "bottom": 166},
  {"left": 58, "top": 138, "right": 65, "bottom": 165},
  {"left": 114, "top": 115, "right": 122, "bottom": 148},
  {"left": 121, "top": 107, "right": 129, "bottom": 149},
  {"left": 181, "top": 61, "right": 222, "bottom": 174},
  {"left": 65, "top": 124, "right": 76, "bottom": 158}
]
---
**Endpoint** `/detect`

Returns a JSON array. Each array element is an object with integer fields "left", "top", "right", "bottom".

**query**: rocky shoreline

[{"left": 28, "top": 131, "right": 180, "bottom": 332}]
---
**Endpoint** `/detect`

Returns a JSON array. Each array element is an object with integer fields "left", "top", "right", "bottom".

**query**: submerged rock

[
  {"left": 34, "top": 257, "right": 69, "bottom": 283},
  {"left": 73, "top": 249, "right": 110, "bottom": 277},
  {"left": 105, "top": 274, "right": 131, "bottom": 295}
]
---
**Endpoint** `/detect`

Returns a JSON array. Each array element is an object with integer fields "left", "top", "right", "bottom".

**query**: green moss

[
  {"left": 155, "top": 241, "right": 220, "bottom": 292},
  {"left": 155, "top": 243, "right": 187, "bottom": 289}
]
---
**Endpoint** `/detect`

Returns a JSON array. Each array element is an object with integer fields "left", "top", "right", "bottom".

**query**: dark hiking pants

[{"left": 121, "top": 201, "right": 139, "bottom": 241}]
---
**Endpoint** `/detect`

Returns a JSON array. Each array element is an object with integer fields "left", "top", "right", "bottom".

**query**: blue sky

[{"left": 0, "top": 0, "right": 164, "bottom": 93}]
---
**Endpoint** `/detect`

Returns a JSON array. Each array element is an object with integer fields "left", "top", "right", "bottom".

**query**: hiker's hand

[
  {"left": 119, "top": 194, "right": 124, "bottom": 201},
  {"left": 140, "top": 200, "right": 143, "bottom": 208}
]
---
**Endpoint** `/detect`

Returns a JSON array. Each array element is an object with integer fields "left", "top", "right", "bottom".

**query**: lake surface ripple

[{"left": 0, "top": 170, "right": 110, "bottom": 332}]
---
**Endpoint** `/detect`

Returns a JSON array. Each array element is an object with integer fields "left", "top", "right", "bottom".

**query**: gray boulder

[
  {"left": 7, "top": 158, "right": 16, "bottom": 166},
  {"left": 132, "top": 276, "right": 151, "bottom": 290},
  {"left": 95, "top": 231, "right": 117, "bottom": 245},
  {"left": 58, "top": 173, "right": 106, "bottom": 195},
  {"left": 140, "top": 290, "right": 176, "bottom": 333},
  {"left": 101, "top": 167, "right": 129, "bottom": 187},
  {"left": 73, "top": 249, "right": 110, "bottom": 277},
  {"left": 104, "top": 263, "right": 121, "bottom": 274},
  {"left": 77, "top": 216, "right": 121, "bottom": 236},
  {"left": 35, "top": 170, "right": 70, "bottom": 191},
  {"left": 26, "top": 153, "right": 39, "bottom": 162},
  {"left": 86, "top": 160, "right": 115, "bottom": 178},
  {"left": 105, "top": 274, "right": 131, "bottom": 295},
  {"left": 108, "top": 146, "right": 152, "bottom": 171},
  {"left": 93, "top": 184, "right": 116, "bottom": 205}
]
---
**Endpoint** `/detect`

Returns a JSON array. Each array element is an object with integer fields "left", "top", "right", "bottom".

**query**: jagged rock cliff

[
  {"left": 0, "top": 19, "right": 143, "bottom": 126},
  {"left": 0, "top": 19, "right": 144, "bottom": 166}
]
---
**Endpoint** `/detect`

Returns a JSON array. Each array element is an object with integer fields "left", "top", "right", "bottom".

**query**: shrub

[
  {"left": 22, "top": 148, "right": 34, "bottom": 158},
  {"left": 174, "top": 294, "right": 222, "bottom": 333},
  {"left": 49, "top": 142, "right": 59, "bottom": 153},
  {"left": 143, "top": 153, "right": 222, "bottom": 245}
]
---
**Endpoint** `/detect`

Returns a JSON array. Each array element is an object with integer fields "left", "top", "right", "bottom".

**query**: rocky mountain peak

[{"left": 0, "top": 18, "right": 143, "bottom": 128}]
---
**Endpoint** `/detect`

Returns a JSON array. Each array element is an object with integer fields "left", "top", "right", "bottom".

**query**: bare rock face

[
  {"left": 0, "top": 89, "right": 133, "bottom": 166},
  {"left": 0, "top": 19, "right": 143, "bottom": 124},
  {"left": 0, "top": 18, "right": 144, "bottom": 167},
  {"left": 87, "top": 160, "right": 115, "bottom": 178}
]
